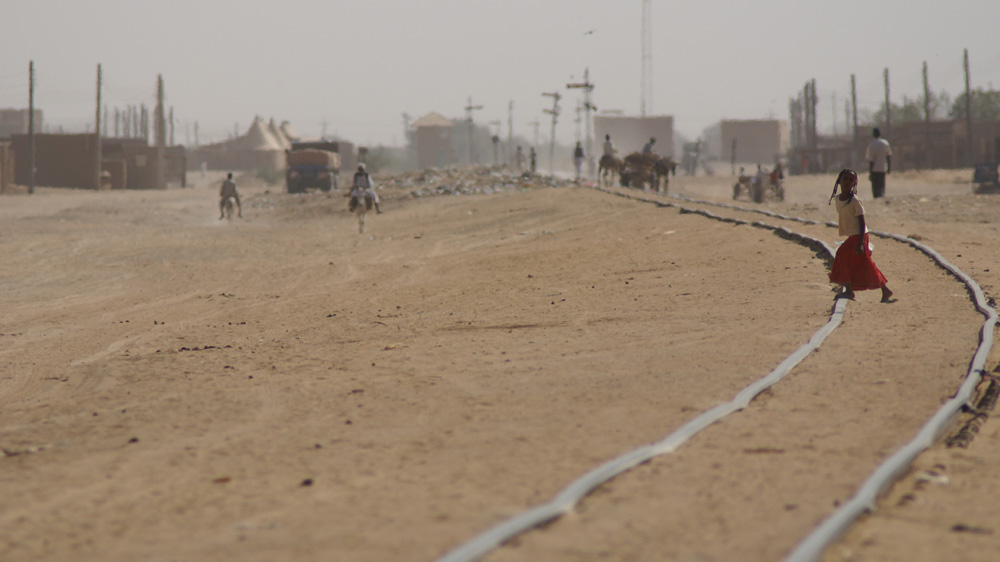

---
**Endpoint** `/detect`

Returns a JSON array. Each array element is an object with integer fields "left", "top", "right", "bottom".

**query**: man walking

[
  {"left": 865, "top": 127, "right": 892, "bottom": 198},
  {"left": 573, "top": 141, "right": 585, "bottom": 180}
]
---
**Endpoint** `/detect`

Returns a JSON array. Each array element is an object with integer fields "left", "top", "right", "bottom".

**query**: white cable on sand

[
  {"left": 435, "top": 190, "right": 844, "bottom": 562},
  {"left": 615, "top": 189, "right": 997, "bottom": 561},
  {"left": 783, "top": 232, "right": 997, "bottom": 562}
]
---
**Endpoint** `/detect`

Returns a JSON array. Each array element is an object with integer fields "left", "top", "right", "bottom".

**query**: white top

[
  {"left": 835, "top": 196, "right": 866, "bottom": 236},
  {"left": 865, "top": 138, "right": 892, "bottom": 172},
  {"left": 603, "top": 140, "right": 615, "bottom": 156}
]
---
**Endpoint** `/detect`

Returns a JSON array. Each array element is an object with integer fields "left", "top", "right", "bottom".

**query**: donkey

[
  {"left": 598, "top": 154, "right": 622, "bottom": 187},
  {"left": 348, "top": 188, "right": 374, "bottom": 233}
]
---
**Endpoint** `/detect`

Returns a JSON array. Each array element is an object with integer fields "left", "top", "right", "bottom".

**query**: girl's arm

[{"left": 856, "top": 215, "right": 867, "bottom": 254}]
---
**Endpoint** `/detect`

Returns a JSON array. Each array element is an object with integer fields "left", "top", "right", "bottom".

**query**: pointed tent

[
  {"left": 234, "top": 117, "right": 284, "bottom": 151},
  {"left": 268, "top": 118, "right": 291, "bottom": 149},
  {"left": 280, "top": 121, "right": 300, "bottom": 143}
]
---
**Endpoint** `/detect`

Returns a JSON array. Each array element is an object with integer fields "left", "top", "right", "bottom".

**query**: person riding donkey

[
  {"left": 349, "top": 163, "right": 382, "bottom": 214},
  {"left": 219, "top": 172, "right": 242, "bottom": 219}
]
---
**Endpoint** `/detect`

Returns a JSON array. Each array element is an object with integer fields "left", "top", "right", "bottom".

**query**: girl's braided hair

[{"left": 829, "top": 168, "right": 858, "bottom": 204}]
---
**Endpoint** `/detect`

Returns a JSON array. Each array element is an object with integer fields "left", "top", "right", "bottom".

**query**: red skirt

[{"left": 829, "top": 234, "right": 887, "bottom": 290}]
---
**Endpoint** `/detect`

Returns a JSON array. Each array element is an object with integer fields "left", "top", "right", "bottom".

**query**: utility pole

[
  {"left": 851, "top": 74, "right": 859, "bottom": 168},
  {"left": 730, "top": 137, "right": 737, "bottom": 176},
  {"left": 401, "top": 112, "right": 411, "bottom": 151},
  {"left": 464, "top": 96, "right": 483, "bottom": 164},
  {"left": 169, "top": 107, "right": 175, "bottom": 147},
  {"left": 155, "top": 74, "right": 166, "bottom": 189},
  {"left": 574, "top": 100, "right": 582, "bottom": 143},
  {"left": 923, "top": 61, "right": 932, "bottom": 169},
  {"left": 810, "top": 79, "right": 818, "bottom": 157},
  {"left": 489, "top": 120, "right": 501, "bottom": 164},
  {"left": 567, "top": 67, "right": 596, "bottom": 177},
  {"left": 28, "top": 60, "right": 35, "bottom": 194},
  {"left": 844, "top": 99, "right": 850, "bottom": 141},
  {"left": 964, "top": 48, "right": 973, "bottom": 165},
  {"left": 542, "top": 91, "right": 561, "bottom": 174},
  {"left": 640, "top": 0, "right": 652, "bottom": 116},
  {"left": 507, "top": 101, "right": 514, "bottom": 166},
  {"left": 883, "top": 67, "right": 891, "bottom": 140},
  {"left": 831, "top": 93, "right": 837, "bottom": 136},
  {"left": 528, "top": 119, "right": 540, "bottom": 149},
  {"left": 94, "top": 63, "right": 102, "bottom": 190}
]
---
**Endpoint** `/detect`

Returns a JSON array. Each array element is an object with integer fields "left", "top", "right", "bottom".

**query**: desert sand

[{"left": 1, "top": 167, "right": 998, "bottom": 562}]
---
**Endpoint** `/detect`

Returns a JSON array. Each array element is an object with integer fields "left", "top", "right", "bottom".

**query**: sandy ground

[{"left": 0, "top": 167, "right": 998, "bottom": 562}]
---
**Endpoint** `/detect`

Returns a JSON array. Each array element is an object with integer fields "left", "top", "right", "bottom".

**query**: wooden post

[
  {"left": 844, "top": 99, "right": 850, "bottom": 141},
  {"left": 923, "top": 61, "right": 932, "bottom": 169},
  {"left": 542, "top": 91, "right": 561, "bottom": 174},
  {"left": 731, "top": 137, "right": 737, "bottom": 176},
  {"left": 851, "top": 74, "right": 859, "bottom": 169},
  {"left": 831, "top": 92, "right": 837, "bottom": 136},
  {"left": 464, "top": 96, "right": 483, "bottom": 164},
  {"left": 95, "top": 63, "right": 102, "bottom": 190},
  {"left": 507, "top": 100, "right": 514, "bottom": 166},
  {"left": 883, "top": 68, "right": 891, "bottom": 140},
  {"left": 155, "top": 74, "right": 166, "bottom": 189},
  {"left": 964, "top": 49, "right": 973, "bottom": 165},
  {"left": 28, "top": 60, "right": 36, "bottom": 195},
  {"left": 810, "top": 79, "right": 818, "bottom": 155}
]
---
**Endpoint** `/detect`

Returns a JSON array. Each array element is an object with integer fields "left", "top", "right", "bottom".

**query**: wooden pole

[
  {"left": 155, "top": 74, "right": 166, "bottom": 188},
  {"left": 542, "top": 91, "right": 560, "bottom": 174},
  {"left": 95, "top": 63, "right": 102, "bottom": 190},
  {"left": 810, "top": 79, "right": 818, "bottom": 154},
  {"left": 883, "top": 68, "right": 891, "bottom": 140},
  {"left": 507, "top": 100, "right": 514, "bottom": 166},
  {"left": 731, "top": 137, "right": 737, "bottom": 176},
  {"left": 787, "top": 98, "right": 795, "bottom": 149},
  {"left": 28, "top": 60, "right": 36, "bottom": 195},
  {"left": 844, "top": 99, "right": 850, "bottom": 141},
  {"left": 831, "top": 92, "right": 837, "bottom": 136},
  {"left": 851, "top": 74, "right": 859, "bottom": 168},
  {"left": 964, "top": 48, "right": 973, "bottom": 165},
  {"left": 923, "top": 61, "right": 932, "bottom": 169}
]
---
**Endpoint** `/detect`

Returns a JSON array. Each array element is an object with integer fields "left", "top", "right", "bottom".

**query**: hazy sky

[{"left": 3, "top": 0, "right": 999, "bottom": 148}]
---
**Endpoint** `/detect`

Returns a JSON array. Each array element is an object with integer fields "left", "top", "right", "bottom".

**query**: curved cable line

[{"left": 434, "top": 189, "right": 844, "bottom": 562}]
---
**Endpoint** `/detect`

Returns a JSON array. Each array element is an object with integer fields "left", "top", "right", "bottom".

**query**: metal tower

[{"left": 640, "top": 0, "right": 652, "bottom": 116}]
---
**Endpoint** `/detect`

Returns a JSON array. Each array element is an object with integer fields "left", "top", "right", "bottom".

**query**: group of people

[
  {"left": 217, "top": 163, "right": 382, "bottom": 222},
  {"left": 216, "top": 127, "right": 895, "bottom": 303}
]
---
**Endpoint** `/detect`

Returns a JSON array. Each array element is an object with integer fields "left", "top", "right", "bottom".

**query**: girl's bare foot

[{"left": 880, "top": 287, "right": 894, "bottom": 303}]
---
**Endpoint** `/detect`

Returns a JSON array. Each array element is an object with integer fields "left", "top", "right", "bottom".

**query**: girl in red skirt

[{"left": 828, "top": 169, "right": 894, "bottom": 302}]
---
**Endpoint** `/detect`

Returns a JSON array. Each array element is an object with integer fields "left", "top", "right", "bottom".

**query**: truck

[{"left": 285, "top": 141, "right": 343, "bottom": 193}]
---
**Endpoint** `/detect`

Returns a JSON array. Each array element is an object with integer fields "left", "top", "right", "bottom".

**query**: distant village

[{"left": 2, "top": 102, "right": 999, "bottom": 193}]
